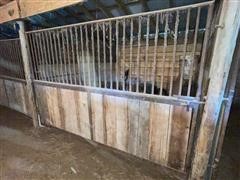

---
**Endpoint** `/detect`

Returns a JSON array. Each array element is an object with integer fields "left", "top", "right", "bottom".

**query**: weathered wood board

[
  {"left": 0, "top": 79, "right": 30, "bottom": 116},
  {"left": 35, "top": 84, "right": 192, "bottom": 171}
]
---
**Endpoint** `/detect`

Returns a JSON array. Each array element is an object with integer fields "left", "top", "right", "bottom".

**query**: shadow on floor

[
  {"left": 214, "top": 104, "right": 240, "bottom": 180},
  {"left": 0, "top": 105, "right": 186, "bottom": 180}
]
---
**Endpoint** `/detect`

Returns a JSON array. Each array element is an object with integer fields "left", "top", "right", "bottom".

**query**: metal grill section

[
  {"left": 0, "top": 39, "right": 25, "bottom": 79},
  {"left": 27, "top": 1, "right": 213, "bottom": 97}
]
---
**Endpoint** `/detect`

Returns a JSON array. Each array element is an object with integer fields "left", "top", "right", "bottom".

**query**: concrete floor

[
  {"left": 214, "top": 105, "right": 240, "bottom": 180},
  {"left": 0, "top": 105, "right": 186, "bottom": 180}
]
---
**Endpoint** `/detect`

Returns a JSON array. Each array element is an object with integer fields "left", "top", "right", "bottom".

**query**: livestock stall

[{"left": 0, "top": 0, "right": 239, "bottom": 179}]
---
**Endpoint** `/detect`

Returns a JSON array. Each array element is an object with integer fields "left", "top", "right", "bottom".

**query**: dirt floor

[
  {"left": 0, "top": 105, "right": 186, "bottom": 180},
  {"left": 214, "top": 104, "right": 240, "bottom": 180}
]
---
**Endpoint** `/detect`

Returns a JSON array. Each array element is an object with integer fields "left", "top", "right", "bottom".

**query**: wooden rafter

[
  {"left": 115, "top": 0, "right": 131, "bottom": 15},
  {"left": 0, "top": 0, "right": 85, "bottom": 24},
  {"left": 91, "top": 0, "right": 113, "bottom": 18}
]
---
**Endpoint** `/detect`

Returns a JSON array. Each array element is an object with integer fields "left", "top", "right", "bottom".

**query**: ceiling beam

[
  {"left": 0, "top": 0, "right": 85, "bottom": 24},
  {"left": 91, "top": 0, "right": 113, "bottom": 18},
  {"left": 140, "top": 0, "right": 149, "bottom": 12},
  {"left": 75, "top": 4, "right": 95, "bottom": 20},
  {"left": 115, "top": 0, "right": 131, "bottom": 15}
]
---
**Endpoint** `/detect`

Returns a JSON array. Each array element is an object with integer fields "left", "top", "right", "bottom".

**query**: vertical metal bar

[
  {"left": 103, "top": 23, "right": 107, "bottom": 88},
  {"left": 30, "top": 35, "right": 40, "bottom": 80},
  {"left": 63, "top": 30, "right": 69, "bottom": 84},
  {"left": 58, "top": 31, "right": 65, "bottom": 83},
  {"left": 136, "top": 16, "right": 142, "bottom": 93},
  {"left": 160, "top": 14, "right": 169, "bottom": 95},
  {"left": 151, "top": 13, "right": 159, "bottom": 94},
  {"left": 129, "top": 18, "right": 133, "bottom": 92},
  {"left": 49, "top": 31, "right": 56, "bottom": 82},
  {"left": 179, "top": 8, "right": 190, "bottom": 95},
  {"left": 115, "top": 20, "right": 119, "bottom": 90},
  {"left": 91, "top": 24, "right": 96, "bottom": 87},
  {"left": 70, "top": 27, "right": 77, "bottom": 84},
  {"left": 144, "top": 15, "right": 150, "bottom": 93},
  {"left": 85, "top": 25, "right": 91, "bottom": 86},
  {"left": 187, "top": 7, "right": 201, "bottom": 96},
  {"left": 109, "top": 21, "right": 113, "bottom": 89},
  {"left": 196, "top": 4, "right": 214, "bottom": 98},
  {"left": 169, "top": 10, "right": 179, "bottom": 96},
  {"left": 122, "top": 19, "right": 126, "bottom": 90},
  {"left": 38, "top": 33, "right": 47, "bottom": 80},
  {"left": 53, "top": 30, "right": 60, "bottom": 83},
  {"left": 80, "top": 25, "right": 86, "bottom": 85},
  {"left": 28, "top": 34, "right": 38, "bottom": 80},
  {"left": 44, "top": 31, "right": 52, "bottom": 81},
  {"left": 97, "top": 23, "right": 101, "bottom": 87},
  {"left": 66, "top": 29, "right": 73, "bottom": 84},
  {"left": 75, "top": 26, "right": 82, "bottom": 85}
]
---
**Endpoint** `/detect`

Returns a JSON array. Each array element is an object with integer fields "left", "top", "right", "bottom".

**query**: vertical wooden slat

[
  {"left": 104, "top": 95, "right": 117, "bottom": 147},
  {"left": 127, "top": 99, "right": 140, "bottom": 155},
  {"left": 115, "top": 96, "right": 128, "bottom": 152},
  {"left": 91, "top": 93, "right": 105, "bottom": 143},
  {"left": 148, "top": 103, "right": 170, "bottom": 164},
  {"left": 168, "top": 105, "right": 192, "bottom": 170}
]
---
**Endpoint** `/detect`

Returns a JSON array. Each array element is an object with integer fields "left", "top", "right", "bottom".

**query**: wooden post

[
  {"left": 190, "top": 0, "right": 240, "bottom": 179},
  {"left": 17, "top": 21, "right": 39, "bottom": 127}
]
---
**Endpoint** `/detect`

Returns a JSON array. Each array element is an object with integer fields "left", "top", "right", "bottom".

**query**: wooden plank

[
  {"left": 35, "top": 85, "right": 50, "bottom": 125},
  {"left": 0, "top": 79, "right": 8, "bottom": 106},
  {"left": 91, "top": 93, "right": 105, "bottom": 144},
  {"left": 19, "top": 0, "right": 84, "bottom": 18},
  {"left": 74, "top": 90, "right": 91, "bottom": 139},
  {"left": 168, "top": 105, "right": 192, "bottom": 170},
  {"left": 104, "top": 95, "right": 117, "bottom": 147},
  {"left": 190, "top": 1, "right": 240, "bottom": 179},
  {"left": 127, "top": 98, "right": 140, "bottom": 156},
  {"left": 136, "top": 100, "right": 150, "bottom": 159},
  {"left": 0, "top": 1, "right": 20, "bottom": 24},
  {"left": 115, "top": 96, "right": 128, "bottom": 152},
  {"left": 60, "top": 88, "right": 79, "bottom": 135},
  {"left": 148, "top": 103, "right": 171, "bottom": 165}
]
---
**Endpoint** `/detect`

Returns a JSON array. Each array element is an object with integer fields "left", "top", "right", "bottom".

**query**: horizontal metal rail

[{"left": 27, "top": 1, "right": 214, "bottom": 98}]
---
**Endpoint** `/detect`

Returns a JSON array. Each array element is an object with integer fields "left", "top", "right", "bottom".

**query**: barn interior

[{"left": 0, "top": 0, "right": 239, "bottom": 179}]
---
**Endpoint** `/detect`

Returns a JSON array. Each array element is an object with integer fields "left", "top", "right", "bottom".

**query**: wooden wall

[
  {"left": 35, "top": 84, "right": 193, "bottom": 171},
  {"left": 0, "top": 78, "right": 31, "bottom": 116}
]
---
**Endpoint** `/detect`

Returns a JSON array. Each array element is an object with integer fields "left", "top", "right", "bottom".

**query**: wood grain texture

[
  {"left": 34, "top": 84, "right": 193, "bottom": 171},
  {"left": 3, "top": 80, "right": 30, "bottom": 115},
  {"left": 168, "top": 105, "right": 192, "bottom": 170},
  {"left": 104, "top": 95, "right": 117, "bottom": 147},
  {"left": 0, "top": 79, "right": 8, "bottom": 106},
  {"left": 91, "top": 93, "right": 105, "bottom": 143},
  {"left": 148, "top": 103, "right": 171, "bottom": 165}
]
